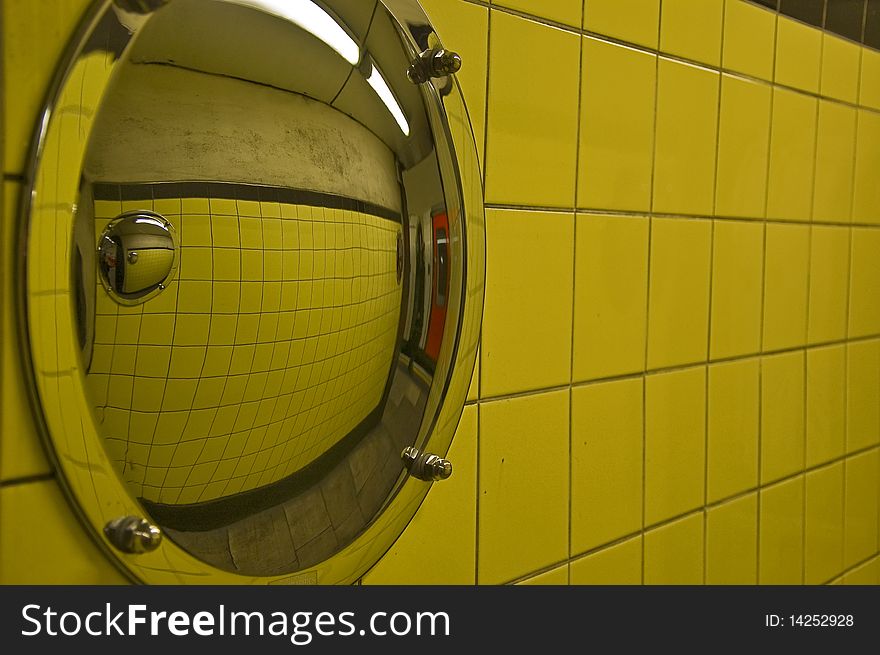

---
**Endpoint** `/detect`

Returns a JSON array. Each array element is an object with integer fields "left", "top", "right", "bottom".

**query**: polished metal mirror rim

[
  {"left": 97, "top": 210, "right": 179, "bottom": 306},
  {"left": 17, "top": 0, "right": 485, "bottom": 584}
]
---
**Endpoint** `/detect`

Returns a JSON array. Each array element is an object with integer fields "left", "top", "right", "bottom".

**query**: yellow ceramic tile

[
  {"left": 763, "top": 223, "right": 810, "bottom": 351},
  {"left": 820, "top": 34, "right": 860, "bottom": 104},
  {"left": 179, "top": 247, "right": 213, "bottom": 281},
  {"left": 846, "top": 340, "right": 880, "bottom": 453},
  {"left": 180, "top": 215, "right": 212, "bottom": 248},
  {"left": 94, "top": 199, "right": 123, "bottom": 220},
  {"left": 211, "top": 217, "right": 239, "bottom": 248},
  {"left": 707, "top": 359, "right": 759, "bottom": 503},
  {"left": 710, "top": 220, "right": 764, "bottom": 359},
  {"left": 844, "top": 449, "right": 880, "bottom": 568},
  {"left": 660, "top": 0, "right": 723, "bottom": 66},
  {"left": 420, "top": 0, "right": 488, "bottom": 168},
  {"left": 861, "top": 49, "right": 880, "bottom": 110},
  {"left": 645, "top": 367, "right": 706, "bottom": 525},
  {"left": 647, "top": 218, "right": 712, "bottom": 369},
  {"left": 492, "top": 0, "right": 581, "bottom": 27},
  {"left": 139, "top": 314, "right": 175, "bottom": 345},
  {"left": 806, "top": 345, "right": 847, "bottom": 467},
  {"left": 241, "top": 250, "right": 264, "bottom": 281},
  {"left": 481, "top": 209, "right": 573, "bottom": 397},
  {"left": 805, "top": 462, "right": 844, "bottom": 584},
  {"left": 853, "top": 110, "right": 880, "bottom": 225},
  {"left": 135, "top": 345, "right": 172, "bottom": 379},
  {"left": 0, "top": 481, "right": 126, "bottom": 583},
  {"left": 653, "top": 59, "right": 720, "bottom": 216},
  {"left": 569, "top": 536, "right": 642, "bottom": 585},
  {"left": 761, "top": 351, "right": 806, "bottom": 484},
  {"left": 516, "top": 564, "right": 569, "bottom": 586},
  {"left": 168, "top": 346, "right": 207, "bottom": 379},
  {"left": 767, "top": 88, "right": 818, "bottom": 221},
  {"left": 162, "top": 379, "right": 198, "bottom": 412},
  {"left": 813, "top": 101, "right": 857, "bottom": 223},
  {"left": 2, "top": 0, "right": 92, "bottom": 173},
  {"left": 808, "top": 226, "right": 851, "bottom": 344},
  {"left": 181, "top": 197, "right": 209, "bottom": 215},
  {"left": 209, "top": 197, "right": 236, "bottom": 216},
  {"left": 478, "top": 391, "right": 569, "bottom": 584},
  {"left": 177, "top": 281, "right": 213, "bottom": 314},
  {"left": 485, "top": 12, "right": 580, "bottom": 206},
  {"left": 844, "top": 558, "right": 880, "bottom": 585},
  {"left": 571, "top": 378, "right": 643, "bottom": 554},
  {"left": 775, "top": 16, "right": 822, "bottom": 93},
  {"left": 706, "top": 494, "right": 758, "bottom": 585},
  {"left": 573, "top": 214, "right": 649, "bottom": 381},
  {"left": 131, "top": 376, "right": 166, "bottom": 413},
  {"left": 584, "top": 0, "right": 660, "bottom": 49},
  {"left": 644, "top": 513, "right": 703, "bottom": 585},
  {"left": 849, "top": 228, "right": 880, "bottom": 337},
  {"left": 759, "top": 476, "right": 805, "bottom": 585},
  {"left": 721, "top": 0, "right": 776, "bottom": 81},
  {"left": 173, "top": 314, "right": 211, "bottom": 347},
  {"left": 363, "top": 406, "right": 477, "bottom": 584},
  {"left": 578, "top": 38, "right": 656, "bottom": 212},
  {"left": 715, "top": 76, "right": 771, "bottom": 218}
]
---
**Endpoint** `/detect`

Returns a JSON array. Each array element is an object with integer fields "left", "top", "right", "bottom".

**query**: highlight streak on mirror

[
  {"left": 224, "top": 0, "right": 361, "bottom": 65},
  {"left": 366, "top": 61, "right": 410, "bottom": 136}
]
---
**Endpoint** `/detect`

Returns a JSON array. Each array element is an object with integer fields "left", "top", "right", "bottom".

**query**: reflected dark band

[
  {"left": 92, "top": 181, "right": 403, "bottom": 225},
  {"left": 140, "top": 402, "right": 386, "bottom": 533}
]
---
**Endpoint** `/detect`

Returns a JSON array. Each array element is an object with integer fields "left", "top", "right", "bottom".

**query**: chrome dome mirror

[
  {"left": 98, "top": 211, "right": 178, "bottom": 304},
  {"left": 19, "top": 0, "right": 484, "bottom": 583}
]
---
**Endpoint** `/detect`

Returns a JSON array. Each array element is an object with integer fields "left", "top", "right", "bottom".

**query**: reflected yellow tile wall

[
  {"left": 3, "top": 0, "right": 880, "bottom": 586},
  {"left": 89, "top": 191, "right": 400, "bottom": 505},
  {"left": 706, "top": 493, "right": 758, "bottom": 584}
]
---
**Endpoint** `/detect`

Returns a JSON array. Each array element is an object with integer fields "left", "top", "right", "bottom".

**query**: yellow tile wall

[
  {"left": 89, "top": 190, "right": 400, "bottom": 505},
  {"left": 2, "top": 0, "right": 879, "bottom": 585}
]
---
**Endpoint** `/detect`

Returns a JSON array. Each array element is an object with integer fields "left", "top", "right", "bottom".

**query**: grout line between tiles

[
  {"left": 565, "top": 5, "right": 586, "bottom": 586},
  {"left": 640, "top": 0, "right": 664, "bottom": 586},
  {"left": 475, "top": 332, "right": 880, "bottom": 405},
  {"left": 840, "top": 29, "right": 865, "bottom": 575},
  {"left": 485, "top": 203, "right": 880, "bottom": 230},
  {"left": 501, "top": 436, "right": 877, "bottom": 556},
  {"left": 823, "top": 551, "right": 880, "bottom": 586},
  {"left": 703, "top": 0, "right": 727, "bottom": 584},
  {"left": 508, "top": 450, "right": 880, "bottom": 587},
  {"left": 464, "top": 0, "right": 880, "bottom": 115},
  {"left": 800, "top": 21, "right": 828, "bottom": 584},
  {"left": 0, "top": 472, "right": 56, "bottom": 488},
  {"left": 755, "top": 4, "right": 781, "bottom": 583}
]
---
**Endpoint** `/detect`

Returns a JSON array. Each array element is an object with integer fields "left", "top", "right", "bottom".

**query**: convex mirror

[{"left": 20, "top": 0, "right": 484, "bottom": 584}]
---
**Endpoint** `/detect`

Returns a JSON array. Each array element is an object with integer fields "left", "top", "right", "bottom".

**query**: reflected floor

[{"left": 161, "top": 360, "right": 429, "bottom": 576}]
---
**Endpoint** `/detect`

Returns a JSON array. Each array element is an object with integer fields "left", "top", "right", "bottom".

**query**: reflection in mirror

[
  {"left": 97, "top": 211, "right": 177, "bottom": 304},
  {"left": 23, "top": 0, "right": 484, "bottom": 583}
]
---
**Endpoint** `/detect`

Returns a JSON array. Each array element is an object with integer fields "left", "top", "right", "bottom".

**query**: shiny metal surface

[
  {"left": 400, "top": 446, "right": 452, "bottom": 482},
  {"left": 19, "top": 0, "right": 484, "bottom": 583},
  {"left": 97, "top": 211, "right": 177, "bottom": 304},
  {"left": 407, "top": 48, "right": 463, "bottom": 84},
  {"left": 104, "top": 516, "right": 164, "bottom": 554}
]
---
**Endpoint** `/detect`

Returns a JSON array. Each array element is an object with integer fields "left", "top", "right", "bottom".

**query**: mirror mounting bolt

[
  {"left": 104, "top": 516, "right": 162, "bottom": 554},
  {"left": 407, "top": 48, "right": 462, "bottom": 84},
  {"left": 401, "top": 446, "right": 453, "bottom": 481}
]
